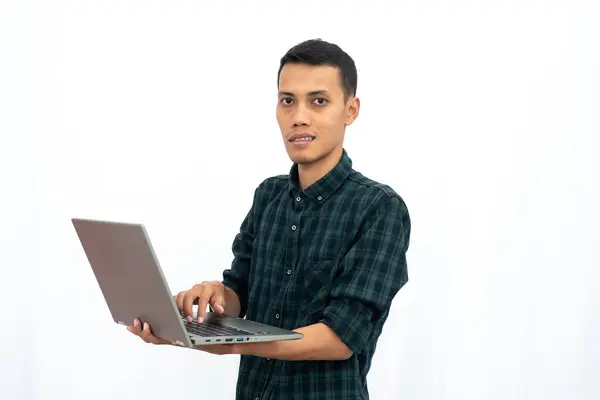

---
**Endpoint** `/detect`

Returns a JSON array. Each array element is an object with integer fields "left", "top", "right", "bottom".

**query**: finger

[
  {"left": 143, "top": 322, "right": 171, "bottom": 345},
  {"left": 139, "top": 322, "right": 151, "bottom": 342},
  {"left": 195, "top": 289, "right": 212, "bottom": 323},
  {"left": 142, "top": 322, "right": 155, "bottom": 342},
  {"left": 127, "top": 318, "right": 142, "bottom": 335},
  {"left": 183, "top": 289, "right": 201, "bottom": 322},
  {"left": 214, "top": 304, "right": 225, "bottom": 314},
  {"left": 210, "top": 294, "right": 225, "bottom": 314},
  {"left": 174, "top": 293, "right": 186, "bottom": 318},
  {"left": 141, "top": 322, "right": 160, "bottom": 344},
  {"left": 175, "top": 292, "right": 185, "bottom": 313}
]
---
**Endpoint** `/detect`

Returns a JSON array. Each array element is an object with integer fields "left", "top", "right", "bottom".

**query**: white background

[{"left": 1, "top": 1, "right": 599, "bottom": 399}]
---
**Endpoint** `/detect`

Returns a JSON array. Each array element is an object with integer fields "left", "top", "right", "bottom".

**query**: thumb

[{"left": 210, "top": 295, "right": 226, "bottom": 314}]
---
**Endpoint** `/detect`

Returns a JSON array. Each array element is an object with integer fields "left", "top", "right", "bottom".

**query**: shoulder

[
  {"left": 346, "top": 170, "right": 409, "bottom": 214},
  {"left": 345, "top": 170, "right": 411, "bottom": 243},
  {"left": 245, "top": 174, "right": 289, "bottom": 207},
  {"left": 254, "top": 174, "right": 288, "bottom": 195}
]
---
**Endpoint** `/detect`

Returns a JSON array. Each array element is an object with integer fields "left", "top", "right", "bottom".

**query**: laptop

[{"left": 71, "top": 218, "right": 303, "bottom": 348}]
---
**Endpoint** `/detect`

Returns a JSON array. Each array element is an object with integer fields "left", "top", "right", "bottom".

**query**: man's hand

[
  {"left": 125, "top": 281, "right": 241, "bottom": 346},
  {"left": 173, "top": 281, "right": 228, "bottom": 323},
  {"left": 126, "top": 318, "right": 171, "bottom": 345},
  {"left": 125, "top": 318, "right": 239, "bottom": 353}
]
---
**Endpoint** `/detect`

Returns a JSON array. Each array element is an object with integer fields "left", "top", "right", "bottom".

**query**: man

[{"left": 128, "top": 38, "right": 411, "bottom": 399}]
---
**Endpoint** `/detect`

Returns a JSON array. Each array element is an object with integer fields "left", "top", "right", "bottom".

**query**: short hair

[{"left": 277, "top": 39, "right": 358, "bottom": 101}]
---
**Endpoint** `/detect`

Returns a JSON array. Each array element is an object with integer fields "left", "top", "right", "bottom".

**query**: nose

[{"left": 291, "top": 103, "right": 311, "bottom": 127}]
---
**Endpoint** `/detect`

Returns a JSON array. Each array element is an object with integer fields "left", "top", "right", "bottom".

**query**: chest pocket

[
  {"left": 298, "top": 260, "right": 336, "bottom": 316},
  {"left": 298, "top": 213, "right": 353, "bottom": 263}
]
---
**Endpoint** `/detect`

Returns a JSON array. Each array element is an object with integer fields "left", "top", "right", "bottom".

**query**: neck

[{"left": 297, "top": 147, "right": 343, "bottom": 190}]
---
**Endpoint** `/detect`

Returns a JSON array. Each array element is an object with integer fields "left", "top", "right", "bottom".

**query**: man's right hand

[{"left": 173, "top": 281, "right": 227, "bottom": 323}]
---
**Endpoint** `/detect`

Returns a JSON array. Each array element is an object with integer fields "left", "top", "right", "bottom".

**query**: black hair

[{"left": 278, "top": 38, "right": 357, "bottom": 101}]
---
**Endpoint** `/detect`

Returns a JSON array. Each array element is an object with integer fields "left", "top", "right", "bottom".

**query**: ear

[{"left": 344, "top": 96, "right": 360, "bottom": 126}]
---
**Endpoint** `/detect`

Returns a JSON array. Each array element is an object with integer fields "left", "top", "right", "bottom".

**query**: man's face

[{"left": 276, "top": 63, "right": 359, "bottom": 165}]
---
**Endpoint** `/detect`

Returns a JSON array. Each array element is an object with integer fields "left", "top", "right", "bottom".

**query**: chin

[
  {"left": 287, "top": 149, "right": 320, "bottom": 165},
  {"left": 289, "top": 155, "right": 312, "bottom": 165},
  {"left": 284, "top": 143, "right": 339, "bottom": 165},
  {"left": 290, "top": 153, "right": 327, "bottom": 165}
]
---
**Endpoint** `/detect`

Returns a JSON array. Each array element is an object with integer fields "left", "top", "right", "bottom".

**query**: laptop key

[{"left": 183, "top": 320, "right": 255, "bottom": 337}]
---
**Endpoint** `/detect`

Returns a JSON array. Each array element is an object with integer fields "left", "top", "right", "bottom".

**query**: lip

[{"left": 288, "top": 132, "right": 316, "bottom": 142}]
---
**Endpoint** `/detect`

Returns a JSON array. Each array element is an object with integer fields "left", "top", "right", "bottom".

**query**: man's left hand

[{"left": 127, "top": 318, "right": 172, "bottom": 345}]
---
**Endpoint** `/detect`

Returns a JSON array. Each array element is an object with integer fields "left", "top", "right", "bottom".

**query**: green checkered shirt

[{"left": 222, "top": 149, "right": 411, "bottom": 399}]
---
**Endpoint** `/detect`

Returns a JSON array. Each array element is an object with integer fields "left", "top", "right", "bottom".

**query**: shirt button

[
  {"left": 296, "top": 196, "right": 301, "bottom": 202},
  {"left": 287, "top": 269, "right": 292, "bottom": 275},
  {"left": 275, "top": 313, "right": 280, "bottom": 319},
  {"left": 291, "top": 225, "right": 297, "bottom": 231},
  {"left": 317, "top": 196, "right": 323, "bottom": 201}
]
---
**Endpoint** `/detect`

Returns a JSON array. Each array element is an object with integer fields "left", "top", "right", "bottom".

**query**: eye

[
  {"left": 313, "top": 98, "right": 328, "bottom": 106},
  {"left": 280, "top": 98, "right": 294, "bottom": 105}
]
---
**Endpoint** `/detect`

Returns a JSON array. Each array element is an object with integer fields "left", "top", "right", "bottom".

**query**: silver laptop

[{"left": 71, "top": 218, "right": 303, "bottom": 348}]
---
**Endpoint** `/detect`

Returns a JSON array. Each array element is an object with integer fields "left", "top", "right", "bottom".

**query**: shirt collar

[{"left": 288, "top": 148, "right": 353, "bottom": 203}]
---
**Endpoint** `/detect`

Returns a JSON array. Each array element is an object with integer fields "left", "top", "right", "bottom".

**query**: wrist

[{"left": 222, "top": 284, "right": 242, "bottom": 317}]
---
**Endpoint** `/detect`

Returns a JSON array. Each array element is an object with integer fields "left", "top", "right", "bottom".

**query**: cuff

[{"left": 319, "top": 298, "right": 375, "bottom": 355}]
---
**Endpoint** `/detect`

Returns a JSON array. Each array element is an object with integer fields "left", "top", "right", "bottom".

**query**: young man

[{"left": 128, "top": 39, "right": 411, "bottom": 399}]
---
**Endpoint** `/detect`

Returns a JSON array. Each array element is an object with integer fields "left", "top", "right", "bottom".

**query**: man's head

[{"left": 276, "top": 39, "right": 360, "bottom": 166}]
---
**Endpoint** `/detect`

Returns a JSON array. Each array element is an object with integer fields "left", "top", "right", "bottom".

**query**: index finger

[
  {"left": 173, "top": 294, "right": 183, "bottom": 316},
  {"left": 183, "top": 290, "right": 202, "bottom": 322},
  {"left": 195, "top": 291, "right": 213, "bottom": 323}
]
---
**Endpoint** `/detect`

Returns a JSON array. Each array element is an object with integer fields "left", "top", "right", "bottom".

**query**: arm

[
  {"left": 199, "top": 195, "right": 410, "bottom": 360},
  {"left": 319, "top": 195, "right": 410, "bottom": 356},
  {"left": 220, "top": 186, "right": 261, "bottom": 318},
  {"left": 200, "top": 322, "right": 351, "bottom": 360},
  {"left": 131, "top": 187, "right": 258, "bottom": 344},
  {"left": 245, "top": 323, "right": 351, "bottom": 360}
]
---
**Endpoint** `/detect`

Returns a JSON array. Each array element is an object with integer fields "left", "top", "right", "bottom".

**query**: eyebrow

[{"left": 278, "top": 90, "right": 330, "bottom": 97}]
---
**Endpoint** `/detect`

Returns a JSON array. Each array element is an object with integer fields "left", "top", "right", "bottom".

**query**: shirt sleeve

[
  {"left": 221, "top": 186, "right": 260, "bottom": 318},
  {"left": 319, "top": 194, "right": 411, "bottom": 355}
]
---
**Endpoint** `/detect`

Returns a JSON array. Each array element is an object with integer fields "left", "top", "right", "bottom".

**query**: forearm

[{"left": 233, "top": 322, "right": 352, "bottom": 361}]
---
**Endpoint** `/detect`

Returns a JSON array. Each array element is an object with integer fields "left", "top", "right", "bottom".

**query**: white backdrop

[{"left": 1, "top": 1, "right": 599, "bottom": 399}]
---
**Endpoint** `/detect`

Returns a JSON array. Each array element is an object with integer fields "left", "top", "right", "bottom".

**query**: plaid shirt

[{"left": 222, "top": 149, "right": 411, "bottom": 399}]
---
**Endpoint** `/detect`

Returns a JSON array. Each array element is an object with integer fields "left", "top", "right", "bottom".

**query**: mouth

[
  {"left": 288, "top": 132, "right": 316, "bottom": 143},
  {"left": 289, "top": 136, "right": 316, "bottom": 143}
]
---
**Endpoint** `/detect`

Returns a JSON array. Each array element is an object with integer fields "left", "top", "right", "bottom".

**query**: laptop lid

[{"left": 71, "top": 218, "right": 192, "bottom": 347}]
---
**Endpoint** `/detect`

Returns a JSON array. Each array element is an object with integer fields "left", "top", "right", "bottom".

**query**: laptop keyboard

[{"left": 183, "top": 320, "right": 255, "bottom": 337}]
